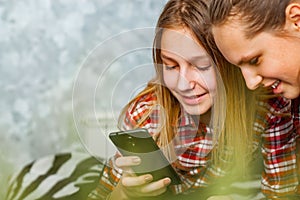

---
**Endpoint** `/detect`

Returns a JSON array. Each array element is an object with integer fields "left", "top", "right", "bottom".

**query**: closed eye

[
  {"left": 164, "top": 64, "right": 179, "bottom": 70},
  {"left": 195, "top": 65, "right": 211, "bottom": 71},
  {"left": 249, "top": 57, "right": 259, "bottom": 66}
]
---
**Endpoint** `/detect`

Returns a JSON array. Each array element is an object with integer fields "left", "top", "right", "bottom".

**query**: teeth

[{"left": 271, "top": 80, "right": 280, "bottom": 89}]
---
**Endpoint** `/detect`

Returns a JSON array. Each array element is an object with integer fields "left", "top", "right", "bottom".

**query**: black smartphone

[{"left": 109, "top": 128, "right": 181, "bottom": 185}]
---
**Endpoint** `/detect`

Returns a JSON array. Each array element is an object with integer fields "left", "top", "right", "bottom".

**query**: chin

[
  {"left": 283, "top": 90, "right": 300, "bottom": 99},
  {"left": 184, "top": 106, "right": 210, "bottom": 116},
  {"left": 186, "top": 111, "right": 202, "bottom": 115},
  {"left": 184, "top": 108, "right": 201, "bottom": 115}
]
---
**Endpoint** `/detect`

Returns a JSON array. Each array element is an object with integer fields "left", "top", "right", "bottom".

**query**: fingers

[
  {"left": 139, "top": 178, "right": 171, "bottom": 194},
  {"left": 122, "top": 177, "right": 171, "bottom": 198},
  {"left": 115, "top": 156, "right": 141, "bottom": 174},
  {"left": 121, "top": 174, "right": 153, "bottom": 187},
  {"left": 122, "top": 177, "right": 171, "bottom": 193},
  {"left": 115, "top": 156, "right": 141, "bottom": 167},
  {"left": 115, "top": 156, "right": 172, "bottom": 198}
]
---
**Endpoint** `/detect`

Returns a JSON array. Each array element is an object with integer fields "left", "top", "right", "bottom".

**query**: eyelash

[
  {"left": 195, "top": 65, "right": 211, "bottom": 71},
  {"left": 164, "top": 65, "right": 211, "bottom": 71},
  {"left": 249, "top": 57, "right": 259, "bottom": 65},
  {"left": 164, "top": 65, "right": 178, "bottom": 70}
]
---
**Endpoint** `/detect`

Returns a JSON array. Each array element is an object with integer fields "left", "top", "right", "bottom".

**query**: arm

[{"left": 257, "top": 97, "right": 298, "bottom": 198}]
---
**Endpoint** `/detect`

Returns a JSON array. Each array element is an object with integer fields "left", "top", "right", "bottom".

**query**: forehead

[
  {"left": 211, "top": 19, "right": 255, "bottom": 64},
  {"left": 161, "top": 28, "right": 207, "bottom": 58}
]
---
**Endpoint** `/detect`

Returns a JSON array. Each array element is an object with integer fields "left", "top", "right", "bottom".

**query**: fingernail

[
  {"left": 132, "top": 157, "right": 141, "bottom": 164},
  {"left": 163, "top": 178, "right": 171, "bottom": 186},
  {"left": 144, "top": 175, "right": 153, "bottom": 183}
]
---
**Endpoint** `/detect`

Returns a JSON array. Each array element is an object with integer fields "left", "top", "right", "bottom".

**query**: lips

[
  {"left": 184, "top": 94, "right": 202, "bottom": 99},
  {"left": 181, "top": 93, "right": 207, "bottom": 105}
]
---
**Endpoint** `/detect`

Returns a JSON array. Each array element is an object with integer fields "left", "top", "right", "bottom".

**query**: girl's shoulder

[
  {"left": 256, "top": 95, "right": 293, "bottom": 132},
  {"left": 127, "top": 92, "right": 158, "bottom": 113},
  {"left": 260, "top": 95, "right": 291, "bottom": 114},
  {"left": 122, "top": 92, "right": 159, "bottom": 129}
]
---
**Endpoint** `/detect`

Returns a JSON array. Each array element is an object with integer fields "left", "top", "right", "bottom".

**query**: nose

[
  {"left": 177, "top": 68, "right": 195, "bottom": 91},
  {"left": 240, "top": 67, "right": 263, "bottom": 90}
]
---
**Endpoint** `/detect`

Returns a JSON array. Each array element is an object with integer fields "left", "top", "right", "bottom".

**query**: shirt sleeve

[{"left": 255, "top": 96, "right": 298, "bottom": 198}]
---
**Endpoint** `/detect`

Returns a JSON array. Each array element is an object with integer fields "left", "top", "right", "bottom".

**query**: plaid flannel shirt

[
  {"left": 255, "top": 96, "right": 300, "bottom": 199},
  {"left": 88, "top": 94, "right": 300, "bottom": 200}
]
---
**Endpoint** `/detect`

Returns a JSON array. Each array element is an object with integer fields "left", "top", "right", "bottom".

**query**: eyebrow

[
  {"left": 237, "top": 59, "right": 245, "bottom": 66},
  {"left": 237, "top": 56, "right": 250, "bottom": 66},
  {"left": 161, "top": 52, "right": 209, "bottom": 62},
  {"left": 189, "top": 55, "right": 210, "bottom": 62},
  {"left": 161, "top": 53, "right": 173, "bottom": 60},
  {"left": 237, "top": 51, "right": 261, "bottom": 66}
]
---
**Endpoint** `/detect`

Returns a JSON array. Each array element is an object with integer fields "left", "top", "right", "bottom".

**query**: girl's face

[
  {"left": 160, "top": 28, "right": 217, "bottom": 116},
  {"left": 212, "top": 18, "right": 300, "bottom": 99}
]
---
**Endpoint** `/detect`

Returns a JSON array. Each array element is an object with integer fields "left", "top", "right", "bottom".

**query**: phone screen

[{"left": 109, "top": 128, "right": 181, "bottom": 185}]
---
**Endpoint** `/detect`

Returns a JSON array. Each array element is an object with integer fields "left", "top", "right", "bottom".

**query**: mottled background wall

[{"left": 0, "top": 0, "right": 167, "bottom": 197}]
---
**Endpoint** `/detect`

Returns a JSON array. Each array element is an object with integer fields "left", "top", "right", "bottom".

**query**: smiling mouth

[
  {"left": 184, "top": 94, "right": 206, "bottom": 99},
  {"left": 180, "top": 93, "right": 208, "bottom": 105},
  {"left": 271, "top": 80, "right": 280, "bottom": 89}
]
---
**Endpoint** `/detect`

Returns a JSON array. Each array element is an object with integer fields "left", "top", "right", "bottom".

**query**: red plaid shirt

[
  {"left": 255, "top": 96, "right": 300, "bottom": 198},
  {"left": 88, "top": 94, "right": 300, "bottom": 199}
]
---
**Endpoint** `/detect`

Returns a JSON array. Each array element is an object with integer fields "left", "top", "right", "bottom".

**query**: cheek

[
  {"left": 196, "top": 71, "right": 217, "bottom": 91},
  {"left": 163, "top": 70, "right": 177, "bottom": 89},
  {"left": 261, "top": 57, "right": 285, "bottom": 77}
]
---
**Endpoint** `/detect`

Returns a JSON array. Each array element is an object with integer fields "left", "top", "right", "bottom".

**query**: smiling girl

[{"left": 87, "top": 1, "right": 259, "bottom": 199}]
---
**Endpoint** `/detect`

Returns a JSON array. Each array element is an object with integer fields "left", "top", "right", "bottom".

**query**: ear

[{"left": 285, "top": 3, "right": 300, "bottom": 31}]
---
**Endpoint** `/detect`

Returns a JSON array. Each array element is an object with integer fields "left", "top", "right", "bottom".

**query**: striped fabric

[{"left": 5, "top": 152, "right": 104, "bottom": 200}]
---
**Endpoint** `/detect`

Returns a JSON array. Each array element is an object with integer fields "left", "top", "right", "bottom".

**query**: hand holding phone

[{"left": 109, "top": 128, "right": 181, "bottom": 185}]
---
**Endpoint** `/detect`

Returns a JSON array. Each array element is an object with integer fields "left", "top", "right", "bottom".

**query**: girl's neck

[{"left": 192, "top": 109, "right": 212, "bottom": 126}]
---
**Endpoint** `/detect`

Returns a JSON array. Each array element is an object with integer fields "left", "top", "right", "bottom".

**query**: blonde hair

[{"left": 118, "top": 0, "right": 258, "bottom": 174}]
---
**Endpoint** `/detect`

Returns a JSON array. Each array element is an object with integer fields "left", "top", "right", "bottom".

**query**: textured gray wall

[{"left": 0, "top": 0, "right": 167, "bottom": 197}]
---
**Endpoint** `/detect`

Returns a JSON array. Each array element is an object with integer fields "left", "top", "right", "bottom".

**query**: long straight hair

[{"left": 119, "top": 0, "right": 258, "bottom": 172}]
